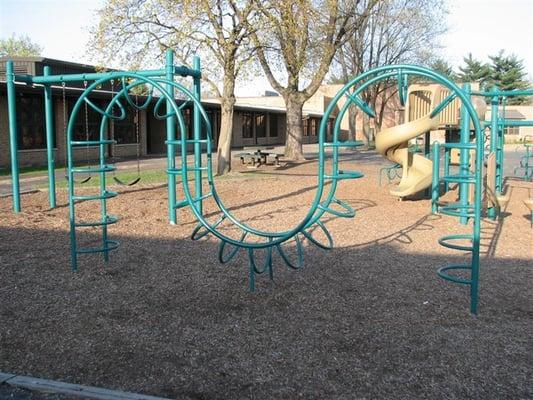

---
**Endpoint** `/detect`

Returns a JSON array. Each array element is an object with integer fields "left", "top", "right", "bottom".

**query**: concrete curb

[{"left": 0, "top": 372, "right": 171, "bottom": 400}]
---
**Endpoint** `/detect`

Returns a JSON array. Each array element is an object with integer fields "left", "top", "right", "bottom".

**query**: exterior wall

[
  {"left": 230, "top": 110, "right": 285, "bottom": 148},
  {"left": 0, "top": 88, "right": 148, "bottom": 169},
  {"left": 511, "top": 106, "right": 533, "bottom": 139},
  {"left": 485, "top": 105, "right": 533, "bottom": 140}
]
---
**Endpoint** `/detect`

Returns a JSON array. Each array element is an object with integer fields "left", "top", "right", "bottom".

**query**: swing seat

[
  {"left": 113, "top": 176, "right": 141, "bottom": 186},
  {"left": 65, "top": 174, "right": 92, "bottom": 184}
]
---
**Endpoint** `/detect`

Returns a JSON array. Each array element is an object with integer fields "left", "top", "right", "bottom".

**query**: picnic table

[{"left": 235, "top": 146, "right": 281, "bottom": 167}]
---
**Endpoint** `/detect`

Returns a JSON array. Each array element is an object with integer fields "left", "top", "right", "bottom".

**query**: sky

[{"left": 1, "top": 0, "right": 532, "bottom": 95}]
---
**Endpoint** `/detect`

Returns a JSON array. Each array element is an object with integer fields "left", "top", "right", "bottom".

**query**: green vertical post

[
  {"left": 458, "top": 83, "right": 471, "bottom": 225},
  {"left": 43, "top": 66, "right": 57, "bottom": 208},
  {"left": 470, "top": 103, "right": 484, "bottom": 315},
  {"left": 193, "top": 56, "right": 203, "bottom": 214},
  {"left": 487, "top": 87, "right": 499, "bottom": 220},
  {"left": 6, "top": 61, "right": 21, "bottom": 213},
  {"left": 431, "top": 142, "right": 440, "bottom": 213},
  {"left": 166, "top": 49, "right": 177, "bottom": 224},
  {"left": 66, "top": 100, "right": 77, "bottom": 271},
  {"left": 497, "top": 98, "right": 506, "bottom": 192},
  {"left": 443, "top": 148, "right": 450, "bottom": 192}
]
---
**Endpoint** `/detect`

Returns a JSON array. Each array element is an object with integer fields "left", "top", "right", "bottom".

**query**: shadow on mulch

[{"left": 0, "top": 223, "right": 531, "bottom": 400}]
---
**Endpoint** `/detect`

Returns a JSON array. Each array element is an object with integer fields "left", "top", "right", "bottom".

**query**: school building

[{"left": 2, "top": 56, "right": 531, "bottom": 169}]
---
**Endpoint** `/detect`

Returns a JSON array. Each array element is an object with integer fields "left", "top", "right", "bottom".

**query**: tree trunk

[
  {"left": 284, "top": 94, "right": 306, "bottom": 160},
  {"left": 362, "top": 113, "right": 373, "bottom": 149},
  {"left": 348, "top": 105, "right": 357, "bottom": 142},
  {"left": 216, "top": 96, "right": 235, "bottom": 175}
]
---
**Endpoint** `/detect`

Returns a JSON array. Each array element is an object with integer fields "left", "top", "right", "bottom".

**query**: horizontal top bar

[
  {"left": 501, "top": 119, "right": 533, "bottom": 127},
  {"left": 12, "top": 66, "right": 200, "bottom": 85},
  {"left": 471, "top": 89, "right": 533, "bottom": 97}
]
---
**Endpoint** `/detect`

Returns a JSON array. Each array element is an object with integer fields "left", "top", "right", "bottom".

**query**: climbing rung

[
  {"left": 442, "top": 143, "right": 476, "bottom": 150},
  {"left": 439, "top": 203, "right": 475, "bottom": 218},
  {"left": 324, "top": 170, "right": 364, "bottom": 180},
  {"left": 75, "top": 215, "right": 119, "bottom": 228},
  {"left": 167, "top": 166, "right": 207, "bottom": 175},
  {"left": 437, "top": 264, "right": 472, "bottom": 285},
  {"left": 71, "top": 140, "right": 116, "bottom": 146},
  {"left": 441, "top": 174, "right": 476, "bottom": 184},
  {"left": 438, "top": 234, "right": 474, "bottom": 252},
  {"left": 72, "top": 190, "right": 118, "bottom": 201},
  {"left": 71, "top": 165, "right": 116, "bottom": 174},
  {"left": 175, "top": 193, "right": 213, "bottom": 209},
  {"left": 76, "top": 240, "right": 120, "bottom": 254},
  {"left": 165, "top": 139, "right": 209, "bottom": 146},
  {"left": 324, "top": 140, "right": 364, "bottom": 148}
]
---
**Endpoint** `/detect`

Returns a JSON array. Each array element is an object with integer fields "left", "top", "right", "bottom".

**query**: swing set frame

[{"left": 5, "top": 50, "right": 199, "bottom": 213}]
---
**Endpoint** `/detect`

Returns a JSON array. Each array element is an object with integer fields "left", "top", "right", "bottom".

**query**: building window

[
  {"left": 113, "top": 112, "right": 137, "bottom": 144},
  {"left": 207, "top": 109, "right": 221, "bottom": 143},
  {"left": 16, "top": 93, "right": 48, "bottom": 150},
  {"left": 309, "top": 118, "right": 317, "bottom": 136},
  {"left": 303, "top": 118, "right": 309, "bottom": 136},
  {"left": 270, "top": 114, "right": 278, "bottom": 137},
  {"left": 504, "top": 125, "right": 520, "bottom": 135},
  {"left": 242, "top": 113, "right": 253, "bottom": 138},
  {"left": 256, "top": 113, "right": 266, "bottom": 138},
  {"left": 68, "top": 98, "right": 107, "bottom": 142}
]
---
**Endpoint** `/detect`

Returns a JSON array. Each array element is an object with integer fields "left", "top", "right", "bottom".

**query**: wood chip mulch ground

[{"left": 0, "top": 151, "right": 531, "bottom": 399}]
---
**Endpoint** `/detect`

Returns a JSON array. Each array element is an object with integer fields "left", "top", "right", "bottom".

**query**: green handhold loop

[
  {"left": 218, "top": 231, "right": 248, "bottom": 264},
  {"left": 153, "top": 95, "right": 177, "bottom": 120},
  {"left": 191, "top": 215, "right": 226, "bottom": 241},
  {"left": 318, "top": 198, "right": 355, "bottom": 218},
  {"left": 276, "top": 234, "right": 304, "bottom": 270},
  {"left": 302, "top": 220, "right": 334, "bottom": 250},
  {"left": 248, "top": 245, "right": 273, "bottom": 275},
  {"left": 120, "top": 77, "right": 154, "bottom": 110},
  {"left": 84, "top": 97, "right": 126, "bottom": 120}
]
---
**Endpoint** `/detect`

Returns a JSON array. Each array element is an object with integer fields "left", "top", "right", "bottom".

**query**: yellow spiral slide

[{"left": 375, "top": 113, "right": 440, "bottom": 198}]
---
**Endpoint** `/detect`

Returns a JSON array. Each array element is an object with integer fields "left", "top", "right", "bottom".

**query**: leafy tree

[
  {"left": 333, "top": 0, "right": 446, "bottom": 143},
  {"left": 487, "top": 50, "right": 531, "bottom": 104},
  {"left": 251, "top": 0, "right": 378, "bottom": 159},
  {"left": 457, "top": 53, "right": 490, "bottom": 85},
  {"left": 90, "top": 0, "right": 257, "bottom": 174},
  {"left": 0, "top": 34, "right": 42, "bottom": 57}
]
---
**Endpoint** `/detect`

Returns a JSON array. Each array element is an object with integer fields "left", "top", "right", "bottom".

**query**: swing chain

[
  {"left": 135, "top": 92, "right": 141, "bottom": 175},
  {"left": 83, "top": 80, "right": 91, "bottom": 168}
]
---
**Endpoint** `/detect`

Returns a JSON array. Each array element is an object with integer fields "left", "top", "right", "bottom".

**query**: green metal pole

[
  {"left": 431, "top": 142, "right": 440, "bottom": 213},
  {"left": 166, "top": 49, "right": 177, "bottom": 224},
  {"left": 6, "top": 61, "right": 21, "bottom": 213},
  {"left": 497, "top": 99, "right": 506, "bottom": 192},
  {"left": 458, "top": 83, "right": 471, "bottom": 225},
  {"left": 487, "top": 87, "right": 499, "bottom": 220},
  {"left": 17, "top": 67, "right": 200, "bottom": 85},
  {"left": 444, "top": 148, "right": 450, "bottom": 192},
  {"left": 193, "top": 56, "right": 203, "bottom": 214},
  {"left": 43, "top": 66, "right": 57, "bottom": 208}
]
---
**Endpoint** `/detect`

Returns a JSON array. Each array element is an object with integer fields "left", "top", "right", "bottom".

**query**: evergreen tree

[
  {"left": 430, "top": 58, "right": 457, "bottom": 81},
  {"left": 487, "top": 50, "right": 531, "bottom": 104},
  {"left": 457, "top": 53, "right": 490, "bottom": 84}
]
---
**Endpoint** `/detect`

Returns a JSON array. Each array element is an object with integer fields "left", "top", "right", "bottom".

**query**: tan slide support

[{"left": 376, "top": 114, "right": 440, "bottom": 198}]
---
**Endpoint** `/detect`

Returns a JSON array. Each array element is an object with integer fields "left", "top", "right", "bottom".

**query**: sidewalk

[{"left": 0, "top": 144, "right": 379, "bottom": 196}]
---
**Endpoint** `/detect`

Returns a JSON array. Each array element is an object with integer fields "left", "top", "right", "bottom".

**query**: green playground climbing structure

[{"left": 7, "top": 49, "right": 533, "bottom": 314}]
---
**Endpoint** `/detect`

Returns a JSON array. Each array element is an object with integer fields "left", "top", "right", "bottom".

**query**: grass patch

[
  {"left": 36, "top": 168, "right": 274, "bottom": 189},
  {"left": 0, "top": 165, "right": 66, "bottom": 177}
]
